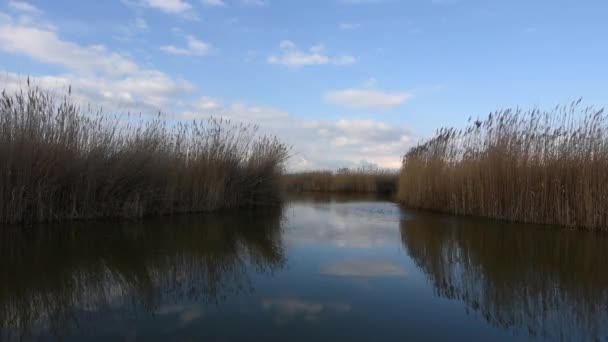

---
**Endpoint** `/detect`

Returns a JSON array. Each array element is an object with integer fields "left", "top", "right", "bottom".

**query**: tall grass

[
  {"left": 0, "top": 86, "right": 288, "bottom": 224},
  {"left": 398, "top": 101, "right": 608, "bottom": 229},
  {"left": 283, "top": 167, "right": 398, "bottom": 194}
]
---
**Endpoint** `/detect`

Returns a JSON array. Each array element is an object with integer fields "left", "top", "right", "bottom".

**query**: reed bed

[
  {"left": 398, "top": 100, "right": 608, "bottom": 230},
  {"left": 284, "top": 167, "right": 398, "bottom": 194},
  {"left": 0, "top": 87, "right": 288, "bottom": 224}
]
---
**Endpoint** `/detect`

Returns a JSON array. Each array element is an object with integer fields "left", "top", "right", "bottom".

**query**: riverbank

[
  {"left": 283, "top": 168, "right": 398, "bottom": 195},
  {"left": 0, "top": 88, "right": 288, "bottom": 224},
  {"left": 398, "top": 102, "right": 608, "bottom": 230}
]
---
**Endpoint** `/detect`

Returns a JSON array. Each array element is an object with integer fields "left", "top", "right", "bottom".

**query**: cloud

[
  {"left": 161, "top": 34, "right": 213, "bottom": 56},
  {"left": 3, "top": 1, "right": 55, "bottom": 31},
  {"left": 236, "top": 117, "right": 407, "bottom": 170},
  {"left": 0, "top": 7, "right": 416, "bottom": 171},
  {"left": 262, "top": 297, "right": 350, "bottom": 323},
  {"left": 184, "top": 97, "right": 289, "bottom": 122},
  {"left": 339, "top": 22, "right": 360, "bottom": 30},
  {"left": 181, "top": 97, "right": 415, "bottom": 170},
  {"left": 7, "top": 1, "right": 41, "bottom": 14},
  {"left": 0, "top": 24, "right": 139, "bottom": 76},
  {"left": 1, "top": 71, "right": 193, "bottom": 113},
  {"left": 290, "top": 119, "right": 414, "bottom": 170},
  {"left": 0, "top": 12, "right": 193, "bottom": 111},
  {"left": 201, "top": 0, "right": 226, "bottom": 6},
  {"left": 268, "top": 41, "right": 356, "bottom": 67},
  {"left": 156, "top": 304, "right": 205, "bottom": 326},
  {"left": 285, "top": 200, "right": 404, "bottom": 246},
  {"left": 321, "top": 260, "right": 406, "bottom": 277},
  {"left": 140, "top": 0, "right": 193, "bottom": 13},
  {"left": 122, "top": 0, "right": 198, "bottom": 19},
  {"left": 195, "top": 96, "right": 223, "bottom": 110},
  {"left": 324, "top": 88, "right": 412, "bottom": 110},
  {"left": 114, "top": 17, "right": 150, "bottom": 42}
]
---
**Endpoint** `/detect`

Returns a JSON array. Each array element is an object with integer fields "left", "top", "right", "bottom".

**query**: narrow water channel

[{"left": 1, "top": 194, "right": 606, "bottom": 341}]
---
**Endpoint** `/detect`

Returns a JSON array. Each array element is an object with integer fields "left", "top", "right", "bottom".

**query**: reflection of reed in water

[
  {"left": 0, "top": 208, "right": 285, "bottom": 340},
  {"left": 400, "top": 213, "right": 608, "bottom": 341}
]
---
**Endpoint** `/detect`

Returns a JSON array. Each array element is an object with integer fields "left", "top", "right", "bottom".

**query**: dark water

[{"left": 1, "top": 194, "right": 607, "bottom": 341}]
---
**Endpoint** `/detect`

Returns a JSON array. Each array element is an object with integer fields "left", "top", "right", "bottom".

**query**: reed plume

[
  {"left": 0, "top": 86, "right": 289, "bottom": 224},
  {"left": 398, "top": 101, "right": 608, "bottom": 230}
]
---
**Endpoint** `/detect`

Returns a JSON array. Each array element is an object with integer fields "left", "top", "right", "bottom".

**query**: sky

[{"left": 0, "top": 0, "right": 607, "bottom": 170}]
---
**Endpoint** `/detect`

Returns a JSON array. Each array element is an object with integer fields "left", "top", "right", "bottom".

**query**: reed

[
  {"left": 398, "top": 100, "right": 608, "bottom": 230},
  {"left": 0, "top": 86, "right": 288, "bottom": 224},
  {"left": 284, "top": 167, "right": 397, "bottom": 194}
]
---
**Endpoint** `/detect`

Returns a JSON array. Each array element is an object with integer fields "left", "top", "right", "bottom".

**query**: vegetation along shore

[
  {"left": 2, "top": 85, "right": 606, "bottom": 231},
  {"left": 0, "top": 87, "right": 288, "bottom": 224},
  {"left": 398, "top": 101, "right": 608, "bottom": 230},
  {"left": 283, "top": 167, "right": 398, "bottom": 195}
]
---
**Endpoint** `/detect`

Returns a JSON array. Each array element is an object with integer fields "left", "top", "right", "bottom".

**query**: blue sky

[{"left": 1, "top": 0, "right": 607, "bottom": 169}]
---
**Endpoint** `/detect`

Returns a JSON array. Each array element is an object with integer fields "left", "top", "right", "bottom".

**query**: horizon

[{"left": 1, "top": 0, "right": 607, "bottom": 170}]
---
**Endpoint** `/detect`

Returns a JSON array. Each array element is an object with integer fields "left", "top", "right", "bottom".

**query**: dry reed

[
  {"left": 398, "top": 100, "right": 608, "bottom": 230},
  {"left": 0, "top": 86, "right": 288, "bottom": 224},
  {"left": 284, "top": 167, "right": 397, "bottom": 194}
]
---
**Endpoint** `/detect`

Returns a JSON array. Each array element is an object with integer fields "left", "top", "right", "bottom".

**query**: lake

[{"left": 1, "top": 194, "right": 607, "bottom": 341}]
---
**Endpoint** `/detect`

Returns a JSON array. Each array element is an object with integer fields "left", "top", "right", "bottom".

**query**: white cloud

[
  {"left": 122, "top": 0, "right": 198, "bottom": 19},
  {"left": 195, "top": 96, "right": 223, "bottom": 110},
  {"left": 184, "top": 98, "right": 289, "bottom": 122},
  {"left": 279, "top": 39, "right": 296, "bottom": 49},
  {"left": 7, "top": 1, "right": 41, "bottom": 14},
  {"left": 0, "top": 13, "right": 9, "bottom": 24},
  {"left": 324, "top": 88, "right": 412, "bottom": 109},
  {"left": 181, "top": 99, "right": 415, "bottom": 170},
  {"left": 286, "top": 200, "right": 403, "bottom": 247},
  {"left": 0, "top": 8, "right": 416, "bottom": 171},
  {"left": 339, "top": 22, "right": 360, "bottom": 30},
  {"left": 0, "top": 12, "right": 192, "bottom": 112},
  {"left": 201, "top": 0, "right": 226, "bottom": 6},
  {"left": 268, "top": 41, "right": 356, "bottom": 67},
  {"left": 161, "top": 35, "right": 213, "bottom": 56},
  {"left": 141, "top": 0, "right": 193, "bottom": 13},
  {"left": 1, "top": 71, "right": 193, "bottom": 112},
  {"left": 0, "top": 25, "right": 139, "bottom": 77}
]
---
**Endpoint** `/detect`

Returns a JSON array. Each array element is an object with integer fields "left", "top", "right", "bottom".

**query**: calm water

[{"left": 1, "top": 194, "right": 607, "bottom": 341}]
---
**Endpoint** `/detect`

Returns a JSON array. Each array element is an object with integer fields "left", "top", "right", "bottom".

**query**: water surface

[{"left": 1, "top": 194, "right": 607, "bottom": 341}]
